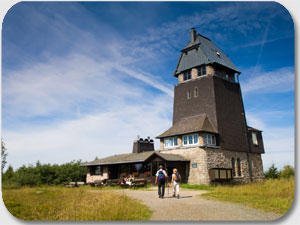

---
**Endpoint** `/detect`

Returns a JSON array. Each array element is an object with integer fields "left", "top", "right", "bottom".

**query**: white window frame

[
  {"left": 187, "top": 90, "right": 191, "bottom": 99},
  {"left": 183, "top": 133, "right": 199, "bottom": 146},
  {"left": 164, "top": 137, "right": 178, "bottom": 148},
  {"left": 252, "top": 132, "right": 258, "bottom": 145},
  {"left": 204, "top": 134, "right": 216, "bottom": 146},
  {"left": 194, "top": 87, "right": 198, "bottom": 97}
]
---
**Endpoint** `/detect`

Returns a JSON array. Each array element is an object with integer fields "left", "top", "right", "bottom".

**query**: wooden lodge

[{"left": 81, "top": 137, "right": 189, "bottom": 185}]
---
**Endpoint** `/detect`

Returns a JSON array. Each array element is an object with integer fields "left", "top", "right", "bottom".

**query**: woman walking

[{"left": 171, "top": 168, "right": 181, "bottom": 199}]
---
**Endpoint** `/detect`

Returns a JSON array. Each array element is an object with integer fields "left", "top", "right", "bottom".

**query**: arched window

[
  {"left": 237, "top": 158, "right": 242, "bottom": 176},
  {"left": 231, "top": 158, "right": 236, "bottom": 177}
]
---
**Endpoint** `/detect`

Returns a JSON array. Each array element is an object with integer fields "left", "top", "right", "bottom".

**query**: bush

[
  {"left": 3, "top": 160, "right": 87, "bottom": 186},
  {"left": 264, "top": 163, "right": 279, "bottom": 179},
  {"left": 279, "top": 165, "right": 295, "bottom": 179}
]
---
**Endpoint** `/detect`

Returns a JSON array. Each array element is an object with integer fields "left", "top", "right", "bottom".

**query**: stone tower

[{"left": 157, "top": 28, "right": 265, "bottom": 184}]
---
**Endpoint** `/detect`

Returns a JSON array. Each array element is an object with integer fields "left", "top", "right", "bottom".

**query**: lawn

[
  {"left": 2, "top": 185, "right": 152, "bottom": 221},
  {"left": 201, "top": 178, "right": 295, "bottom": 215}
]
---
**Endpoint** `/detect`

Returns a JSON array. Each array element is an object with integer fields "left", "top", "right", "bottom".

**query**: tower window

[
  {"left": 194, "top": 87, "right": 198, "bottom": 97},
  {"left": 197, "top": 65, "right": 206, "bottom": 76},
  {"left": 187, "top": 90, "right": 191, "bottom": 99},
  {"left": 183, "top": 70, "right": 191, "bottom": 81},
  {"left": 252, "top": 132, "right": 258, "bottom": 145}
]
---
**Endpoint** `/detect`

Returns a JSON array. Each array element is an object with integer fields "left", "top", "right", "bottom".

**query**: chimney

[
  {"left": 190, "top": 28, "right": 196, "bottom": 43},
  {"left": 132, "top": 136, "right": 155, "bottom": 153}
]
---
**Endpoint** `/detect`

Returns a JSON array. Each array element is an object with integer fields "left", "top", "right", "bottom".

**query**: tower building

[
  {"left": 156, "top": 28, "right": 265, "bottom": 184},
  {"left": 82, "top": 28, "right": 265, "bottom": 185}
]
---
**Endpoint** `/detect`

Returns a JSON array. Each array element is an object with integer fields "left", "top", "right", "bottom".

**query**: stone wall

[
  {"left": 86, "top": 166, "right": 109, "bottom": 183},
  {"left": 250, "top": 153, "right": 265, "bottom": 182},
  {"left": 160, "top": 147, "right": 210, "bottom": 185},
  {"left": 159, "top": 147, "right": 264, "bottom": 184}
]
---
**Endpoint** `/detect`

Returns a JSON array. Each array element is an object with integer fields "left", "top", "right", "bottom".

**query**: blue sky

[{"left": 1, "top": 1, "right": 294, "bottom": 171}]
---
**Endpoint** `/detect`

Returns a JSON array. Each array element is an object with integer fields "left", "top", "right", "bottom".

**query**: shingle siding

[{"left": 213, "top": 77, "right": 249, "bottom": 152}]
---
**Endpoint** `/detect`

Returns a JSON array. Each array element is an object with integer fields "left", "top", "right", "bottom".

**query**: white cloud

[
  {"left": 240, "top": 67, "right": 294, "bottom": 93},
  {"left": 3, "top": 97, "right": 173, "bottom": 168}
]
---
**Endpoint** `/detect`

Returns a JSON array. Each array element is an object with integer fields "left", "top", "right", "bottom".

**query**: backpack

[
  {"left": 158, "top": 170, "right": 166, "bottom": 182},
  {"left": 175, "top": 172, "right": 180, "bottom": 182}
]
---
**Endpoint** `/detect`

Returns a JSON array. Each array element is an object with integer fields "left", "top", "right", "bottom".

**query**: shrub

[
  {"left": 264, "top": 163, "right": 279, "bottom": 179},
  {"left": 279, "top": 165, "right": 295, "bottom": 179},
  {"left": 3, "top": 160, "right": 87, "bottom": 186}
]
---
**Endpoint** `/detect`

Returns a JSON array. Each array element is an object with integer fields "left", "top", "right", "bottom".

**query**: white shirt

[{"left": 156, "top": 169, "right": 167, "bottom": 177}]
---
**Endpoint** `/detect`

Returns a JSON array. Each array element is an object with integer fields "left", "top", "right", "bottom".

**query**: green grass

[
  {"left": 2, "top": 186, "right": 152, "bottom": 221},
  {"left": 180, "top": 183, "right": 215, "bottom": 190},
  {"left": 201, "top": 178, "right": 295, "bottom": 215}
]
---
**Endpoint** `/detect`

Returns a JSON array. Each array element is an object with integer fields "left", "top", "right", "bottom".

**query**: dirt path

[{"left": 119, "top": 188, "right": 281, "bottom": 221}]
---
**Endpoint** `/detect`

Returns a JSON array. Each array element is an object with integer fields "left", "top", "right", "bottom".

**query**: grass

[
  {"left": 201, "top": 178, "right": 295, "bottom": 215},
  {"left": 2, "top": 185, "right": 152, "bottom": 221},
  {"left": 180, "top": 183, "right": 215, "bottom": 190}
]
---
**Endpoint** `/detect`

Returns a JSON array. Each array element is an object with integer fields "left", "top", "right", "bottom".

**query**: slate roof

[
  {"left": 81, "top": 151, "right": 188, "bottom": 166},
  {"left": 156, "top": 114, "right": 217, "bottom": 138},
  {"left": 174, "top": 31, "right": 240, "bottom": 76}
]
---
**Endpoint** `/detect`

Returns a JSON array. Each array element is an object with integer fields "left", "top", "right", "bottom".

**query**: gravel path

[{"left": 120, "top": 188, "right": 281, "bottom": 221}]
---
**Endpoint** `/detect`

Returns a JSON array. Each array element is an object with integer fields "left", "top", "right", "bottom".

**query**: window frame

[
  {"left": 252, "top": 132, "right": 258, "bottom": 145},
  {"left": 183, "top": 70, "right": 191, "bottom": 81},
  {"left": 194, "top": 87, "right": 198, "bottom": 97},
  {"left": 197, "top": 65, "right": 206, "bottom": 76},
  {"left": 183, "top": 133, "right": 199, "bottom": 146},
  {"left": 164, "top": 136, "right": 178, "bottom": 148},
  {"left": 204, "top": 134, "right": 216, "bottom": 146},
  {"left": 95, "top": 165, "right": 103, "bottom": 176},
  {"left": 187, "top": 90, "right": 191, "bottom": 99}
]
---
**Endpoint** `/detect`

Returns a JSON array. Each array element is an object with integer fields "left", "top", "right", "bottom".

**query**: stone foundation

[{"left": 159, "top": 147, "right": 264, "bottom": 185}]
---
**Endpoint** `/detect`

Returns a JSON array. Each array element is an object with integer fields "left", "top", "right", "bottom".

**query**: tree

[
  {"left": 1, "top": 140, "right": 8, "bottom": 173},
  {"left": 264, "top": 163, "right": 279, "bottom": 179},
  {"left": 279, "top": 165, "right": 295, "bottom": 179}
]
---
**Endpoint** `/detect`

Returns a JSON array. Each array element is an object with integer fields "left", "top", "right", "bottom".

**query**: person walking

[
  {"left": 155, "top": 165, "right": 168, "bottom": 199},
  {"left": 171, "top": 168, "right": 181, "bottom": 199}
]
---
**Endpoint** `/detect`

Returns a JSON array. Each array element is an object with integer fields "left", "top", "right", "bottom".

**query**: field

[
  {"left": 2, "top": 178, "right": 294, "bottom": 220},
  {"left": 2, "top": 186, "right": 152, "bottom": 221},
  {"left": 201, "top": 178, "right": 295, "bottom": 215}
]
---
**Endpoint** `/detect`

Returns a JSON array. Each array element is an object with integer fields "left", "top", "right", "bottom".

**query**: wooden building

[{"left": 81, "top": 138, "right": 189, "bottom": 184}]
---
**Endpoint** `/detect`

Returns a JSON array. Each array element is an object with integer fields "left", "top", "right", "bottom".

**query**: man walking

[{"left": 155, "top": 165, "right": 168, "bottom": 199}]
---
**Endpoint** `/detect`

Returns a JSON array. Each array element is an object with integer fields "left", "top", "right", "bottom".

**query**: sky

[{"left": 1, "top": 1, "right": 294, "bottom": 171}]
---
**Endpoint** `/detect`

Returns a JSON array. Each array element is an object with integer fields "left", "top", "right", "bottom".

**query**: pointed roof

[
  {"left": 156, "top": 114, "right": 217, "bottom": 138},
  {"left": 80, "top": 151, "right": 188, "bottom": 166},
  {"left": 173, "top": 29, "right": 240, "bottom": 76}
]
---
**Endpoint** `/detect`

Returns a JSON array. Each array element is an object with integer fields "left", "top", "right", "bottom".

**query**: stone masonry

[{"left": 159, "top": 146, "right": 264, "bottom": 185}]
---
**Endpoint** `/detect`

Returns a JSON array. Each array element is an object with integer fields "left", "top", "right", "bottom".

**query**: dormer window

[
  {"left": 197, "top": 65, "right": 206, "bottom": 76},
  {"left": 183, "top": 70, "right": 191, "bottom": 81},
  {"left": 164, "top": 137, "right": 178, "bottom": 148},
  {"left": 252, "top": 132, "right": 258, "bottom": 145},
  {"left": 183, "top": 134, "right": 199, "bottom": 146},
  {"left": 204, "top": 134, "right": 216, "bottom": 146}
]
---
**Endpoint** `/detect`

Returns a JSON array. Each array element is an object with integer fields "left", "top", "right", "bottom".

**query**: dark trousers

[{"left": 158, "top": 181, "right": 165, "bottom": 197}]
